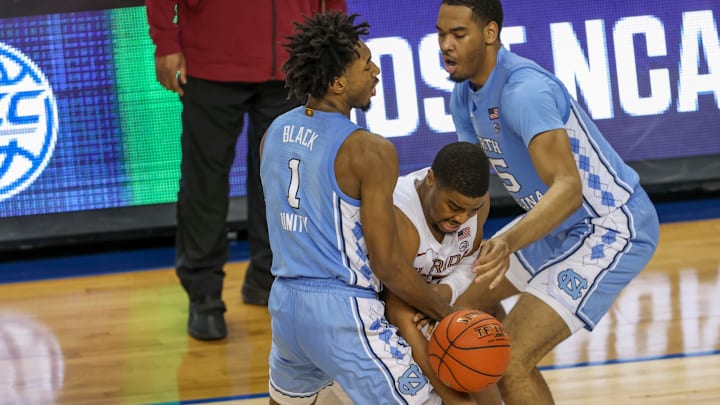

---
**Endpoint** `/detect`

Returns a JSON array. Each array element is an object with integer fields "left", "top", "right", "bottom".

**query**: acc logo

[{"left": 0, "top": 42, "right": 58, "bottom": 202}]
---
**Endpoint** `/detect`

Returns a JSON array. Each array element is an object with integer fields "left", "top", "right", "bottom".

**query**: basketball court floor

[{"left": 1, "top": 197, "right": 719, "bottom": 404}]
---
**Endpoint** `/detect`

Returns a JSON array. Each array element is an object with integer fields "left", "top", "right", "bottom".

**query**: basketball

[{"left": 427, "top": 309, "right": 511, "bottom": 392}]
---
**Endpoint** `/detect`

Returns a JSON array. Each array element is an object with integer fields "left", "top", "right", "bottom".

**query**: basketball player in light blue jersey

[
  {"left": 262, "top": 12, "right": 455, "bottom": 405},
  {"left": 436, "top": 1, "right": 660, "bottom": 404}
]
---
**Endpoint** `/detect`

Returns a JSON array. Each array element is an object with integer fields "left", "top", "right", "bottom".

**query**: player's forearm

[
  {"left": 378, "top": 266, "right": 452, "bottom": 321},
  {"left": 393, "top": 312, "right": 469, "bottom": 403},
  {"left": 501, "top": 175, "right": 581, "bottom": 252}
]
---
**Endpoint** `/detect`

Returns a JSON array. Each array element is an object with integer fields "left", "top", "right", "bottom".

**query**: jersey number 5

[
  {"left": 288, "top": 158, "right": 301, "bottom": 208},
  {"left": 489, "top": 157, "right": 521, "bottom": 193}
]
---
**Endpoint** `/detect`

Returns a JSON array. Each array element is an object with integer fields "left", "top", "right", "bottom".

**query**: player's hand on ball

[
  {"left": 412, "top": 311, "right": 437, "bottom": 339},
  {"left": 473, "top": 237, "right": 511, "bottom": 289}
]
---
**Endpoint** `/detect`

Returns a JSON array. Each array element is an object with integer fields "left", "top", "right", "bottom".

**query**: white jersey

[{"left": 393, "top": 168, "right": 479, "bottom": 303}]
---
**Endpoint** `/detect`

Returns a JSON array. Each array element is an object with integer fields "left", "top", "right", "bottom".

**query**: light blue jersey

[
  {"left": 451, "top": 46, "right": 639, "bottom": 232},
  {"left": 262, "top": 106, "right": 431, "bottom": 404},
  {"left": 261, "top": 106, "right": 381, "bottom": 292},
  {"left": 450, "top": 47, "right": 659, "bottom": 331}
]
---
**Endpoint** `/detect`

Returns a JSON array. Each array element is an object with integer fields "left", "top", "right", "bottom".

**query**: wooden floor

[{"left": 1, "top": 218, "right": 719, "bottom": 405}]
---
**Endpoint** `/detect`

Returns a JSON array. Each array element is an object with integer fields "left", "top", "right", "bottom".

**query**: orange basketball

[{"left": 428, "top": 309, "right": 511, "bottom": 392}]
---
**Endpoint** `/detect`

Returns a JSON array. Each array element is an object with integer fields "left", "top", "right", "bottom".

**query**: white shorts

[{"left": 497, "top": 189, "right": 659, "bottom": 331}]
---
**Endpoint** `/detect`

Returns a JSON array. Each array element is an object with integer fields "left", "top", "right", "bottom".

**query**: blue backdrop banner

[{"left": 0, "top": 1, "right": 718, "bottom": 218}]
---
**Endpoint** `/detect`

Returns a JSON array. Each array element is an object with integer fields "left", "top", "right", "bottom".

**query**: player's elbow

[{"left": 566, "top": 175, "right": 583, "bottom": 211}]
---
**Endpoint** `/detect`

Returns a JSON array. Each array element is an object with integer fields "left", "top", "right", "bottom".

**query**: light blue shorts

[
  {"left": 498, "top": 188, "right": 659, "bottom": 331},
  {"left": 268, "top": 277, "right": 431, "bottom": 405}
]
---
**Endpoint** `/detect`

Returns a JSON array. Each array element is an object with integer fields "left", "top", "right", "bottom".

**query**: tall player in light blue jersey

[
  {"left": 437, "top": 1, "right": 660, "bottom": 404},
  {"left": 261, "top": 12, "right": 455, "bottom": 405}
]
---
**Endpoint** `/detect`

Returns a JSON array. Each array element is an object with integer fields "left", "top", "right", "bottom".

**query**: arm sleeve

[
  {"left": 146, "top": 0, "right": 181, "bottom": 56},
  {"left": 501, "top": 68, "right": 569, "bottom": 147},
  {"left": 438, "top": 252, "right": 478, "bottom": 305},
  {"left": 450, "top": 84, "right": 477, "bottom": 143}
]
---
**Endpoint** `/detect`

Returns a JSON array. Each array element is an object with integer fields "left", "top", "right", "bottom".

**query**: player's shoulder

[
  {"left": 504, "top": 67, "right": 562, "bottom": 95},
  {"left": 344, "top": 129, "right": 395, "bottom": 156},
  {"left": 501, "top": 68, "right": 565, "bottom": 112},
  {"left": 339, "top": 129, "right": 398, "bottom": 173},
  {"left": 505, "top": 68, "right": 550, "bottom": 91}
]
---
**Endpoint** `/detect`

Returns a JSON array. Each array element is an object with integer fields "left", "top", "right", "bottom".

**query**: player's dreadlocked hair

[
  {"left": 282, "top": 11, "right": 370, "bottom": 102},
  {"left": 431, "top": 142, "right": 490, "bottom": 197},
  {"left": 442, "top": 0, "right": 503, "bottom": 33}
]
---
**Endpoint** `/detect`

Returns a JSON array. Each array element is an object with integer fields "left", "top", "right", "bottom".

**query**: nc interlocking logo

[{"left": 0, "top": 42, "right": 58, "bottom": 202}]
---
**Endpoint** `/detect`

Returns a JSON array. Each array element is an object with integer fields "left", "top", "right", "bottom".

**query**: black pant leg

[
  {"left": 176, "top": 77, "right": 250, "bottom": 301},
  {"left": 243, "top": 81, "right": 300, "bottom": 291}
]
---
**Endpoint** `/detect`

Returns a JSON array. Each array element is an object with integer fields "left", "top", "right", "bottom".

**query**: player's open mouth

[
  {"left": 442, "top": 221, "right": 460, "bottom": 233},
  {"left": 444, "top": 57, "right": 457, "bottom": 74}
]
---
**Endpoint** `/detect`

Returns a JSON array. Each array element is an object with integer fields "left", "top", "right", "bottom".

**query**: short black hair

[
  {"left": 441, "top": 0, "right": 503, "bottom": 33},
  {"left": 431, "top": 142, "right": 490, "bottom": 197},
  {"left": 282, "top": 11, "right": 370, "bottom": 102}
]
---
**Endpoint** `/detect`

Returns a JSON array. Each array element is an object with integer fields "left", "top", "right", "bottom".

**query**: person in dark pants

[{"left": 146, "top": 0, "right": 346, "bottom": 341}]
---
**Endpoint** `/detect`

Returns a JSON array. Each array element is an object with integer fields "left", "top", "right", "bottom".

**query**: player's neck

[
  {"left": 470, "top": 44, "right": 501, "bottom": 90},
  {"left": 305, "top": 97, "right": 350, "bottom": 117}
]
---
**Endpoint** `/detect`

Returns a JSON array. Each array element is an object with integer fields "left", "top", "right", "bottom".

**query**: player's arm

[
  {"left": 352, "top": 132, "right": 453, "bottom": 321},
  {"left": 384, "top": 291, "right": 474, "bottom": 405},
  {"left": 475, "top": 129, "right": 582, "bottom": 288},
  {"left": 499, "top": 129, "right": 582, "bottom": 252},
  {"left": 499, "top": 72, "right": 582, "bottom": 251},
  {"left": 474, "top": 74, "right": 582, "bottom": 288}
]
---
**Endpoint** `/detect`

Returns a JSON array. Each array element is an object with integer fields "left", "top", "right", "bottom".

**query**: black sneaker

[{"left": 188, "top": 296, "right": 227, "bottom": 341}]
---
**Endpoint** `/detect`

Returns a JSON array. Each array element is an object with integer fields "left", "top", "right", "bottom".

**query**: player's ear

[
  {"left": 484, "top": 20, "right": 499, "bottom": 44},
  {"left": 329, "top": 76, "right": 346, "bottom": 95},
  {"left": 426, "top": 168, "right": 436, "bottom": 187}
]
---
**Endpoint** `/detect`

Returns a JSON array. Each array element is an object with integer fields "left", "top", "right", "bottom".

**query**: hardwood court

[{"left": 0, "top": 218, "right": 719, "bottom": 405}]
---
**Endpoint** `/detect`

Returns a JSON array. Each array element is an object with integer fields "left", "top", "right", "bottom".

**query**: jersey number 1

[{"left": 288, "top": 158, "right": 301, "bottom": 208}]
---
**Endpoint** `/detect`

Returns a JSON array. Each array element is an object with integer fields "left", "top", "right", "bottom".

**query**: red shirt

[{"left": 146, "top": 0, "right": 346, "bottom": 82}]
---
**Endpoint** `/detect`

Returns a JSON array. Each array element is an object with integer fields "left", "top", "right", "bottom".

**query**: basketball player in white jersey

[
  {"left": 438, "top": 1, "right": 660, "bottom": 404},
  {"left": 262, "top": 12, "right": 456, "bottom": 405},
  {"left": 384, "top": 141, "right": 502, "bottom": 405}
]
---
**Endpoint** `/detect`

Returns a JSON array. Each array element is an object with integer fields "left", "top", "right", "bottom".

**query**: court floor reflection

[{"left": 0, "top": 311, "right": 64, "bottom": 404}]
